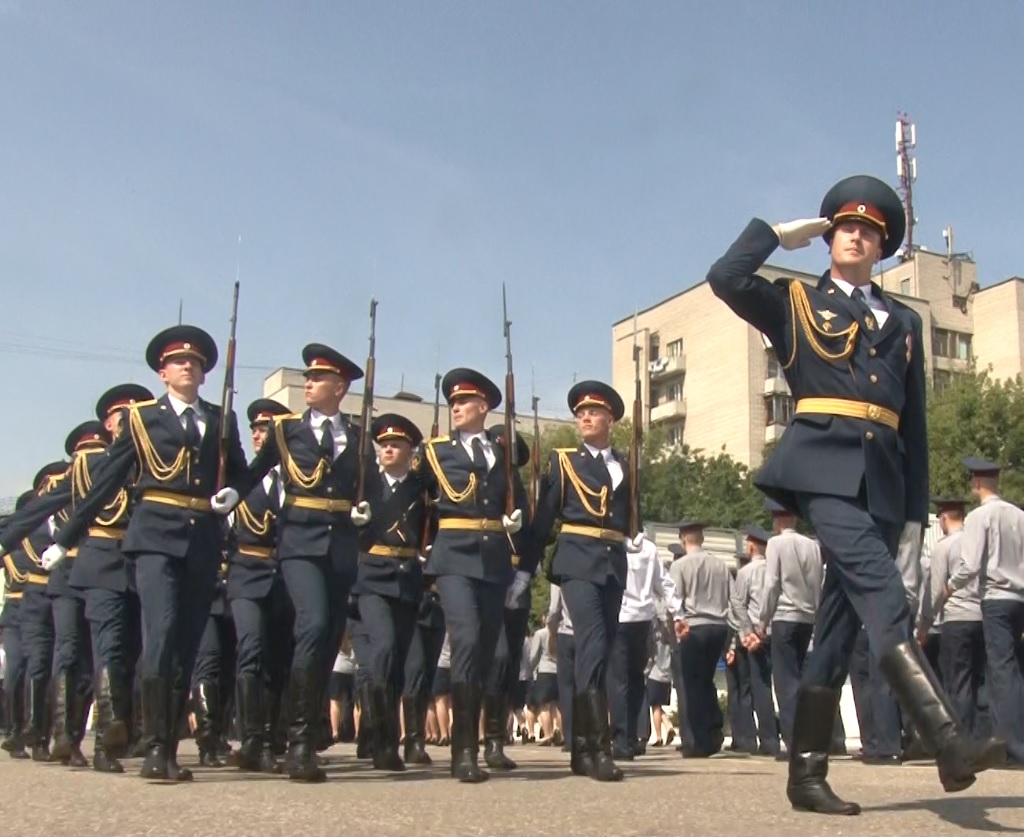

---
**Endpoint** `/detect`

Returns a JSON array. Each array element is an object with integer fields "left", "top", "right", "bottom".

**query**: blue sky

[{"left": 2, "top": 1, "right": 1022, "bottom": 499}]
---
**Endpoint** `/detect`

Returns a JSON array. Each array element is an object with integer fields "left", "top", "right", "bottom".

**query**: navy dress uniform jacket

[
  {"left": 54, "top": 395, "right": 250, "bottom": 556},
  {"left": 417, "top": 430, "right": 529, "bottom": 585},
  {"left": 353, "top": 469, "right": 427, "bottom": 603},
  {"left": 227, "top": 477, "right": 281, "bottom": 601},
  {"left": 532, "top": 444, "right": 632, "bottom": 588},
  {"left": 707, "top": 218, "right": 929, "bottom": 525}
]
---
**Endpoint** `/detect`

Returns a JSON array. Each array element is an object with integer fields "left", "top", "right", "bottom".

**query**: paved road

[{"left": 4, "top": 741, "right": 1023, "bottom": 836}]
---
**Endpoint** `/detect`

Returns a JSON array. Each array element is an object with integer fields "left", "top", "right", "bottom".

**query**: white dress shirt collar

[
  {"left": 309, "top": 408, "right": 341, "bottom": 427},
  {"left": 583, "top": 442, "right": 612, "bottom": 461},
  {"left": 830, "top": 275, "right": 878, "bottom": 303},
  {"left": 167, "top": 392, "right": 202, "bottom": 416}
]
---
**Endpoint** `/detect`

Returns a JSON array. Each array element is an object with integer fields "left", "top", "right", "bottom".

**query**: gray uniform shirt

[
  {"left": 929, "top": 529, "right": 981, "bottom": 622},
  {"left": 950, "top": 495, "right": 1024, "bottom": 603},
  {"left": 668, "top": 548, "right": 730, "bottom": 626},
  {"left": 529, "top": 626, "right": 558, "bottom": 675},
  {"left": 759, "top": 530, "right": 821, "bottom": 626}
]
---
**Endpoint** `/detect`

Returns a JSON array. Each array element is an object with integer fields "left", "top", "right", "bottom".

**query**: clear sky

[{"left": 2, "top": 1, "right": 1021, "bottom": 499}]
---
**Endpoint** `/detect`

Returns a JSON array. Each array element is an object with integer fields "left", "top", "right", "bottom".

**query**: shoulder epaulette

[
  {"left": 273, "top": 413, "right": 302, "bottom": 424},
  {"left": 427, "top": 435, "right": 450, "bottom": 445},
  {"left": 552, "top": 447, "right": 576, "bottom": 453},
  {"left": 131, "top": 399, "right": 159, "bottom": 410}
]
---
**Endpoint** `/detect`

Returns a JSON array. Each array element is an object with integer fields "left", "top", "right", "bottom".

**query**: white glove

[
  {"left": 624, "top": 533, "right": 644, "bottom": 554},
  {"left": 210, "top": 487, "right": 240, "bottom": 515},
  {"left": 772, "top": 217, "right": 832, "bottom": 251},
  {"left": 41, "top": 543, "right": 67, "bottom": 571},
  {"left": 351, "top": 501, "right": 372, "bottom": 527},
  {"left": 502, "top": 509, "right": 523, "bottom": 535},
  {"left": 505, "top": 569, "right": 531, "bottom": 608}
]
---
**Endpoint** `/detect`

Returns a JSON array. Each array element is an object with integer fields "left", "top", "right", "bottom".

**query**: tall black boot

[
  {"left": 139, "top": 676, "right": 172, "bottom": 780},
  {"left": 263, "top": 686, "right": 285, "bottom": 767},
  {"left": 94, "top": 666, "right": 129, "bottom": 755},
  {"left": 402, "top": 694, "right": 432, "bottom": 765},
  {"left": 880, "top": 642, "right": 1006, "bottom": 792},
  {"left": 483, "top": 693, "right": 517, "bottom": 770},
  {"left": 61, "top": 676, "right": 89, "bottom": 767},
  {"left": 369, "top": 684, "right": 405, "bottom": 772},
  {"left": 355, "top": 682, "right": 374, "bottom": 760},
  {"left": 284, "top": 667, "right": 326, "bottom": 783},
  {"left": 786, "top": 686, "right": 860, "bottom": 815},
  {"left": 166, "top": 680, "right": 193, "bottom": 781},
  {"left": 234, "top": 674, "right": 264, "bottom": 771},
  {"left": 50, "top": 670, "right": 74, "bottom": 761},
  {"left": 25, "top": 677, "right": 51, "bottom": 762},
  {"left": 570, "top": 692, "right": 594, "bottom": 777},
  {"left": 582, "top": 687, "right": 623, "bottom": 782},
  {"left": 450, "top": 682, "right": 487, "bottom": 783},
  {"left": 91, "top": 686, "right": 125, "bottom": 776},
  {"left": 192, "top": 681, "right": 224, "bottom": 767},
  {"left": 3, "top": 681, "right": 29, "bottom": 759},
  {"left": 129, "top": 673, "right": 147, "bottom": 758}
]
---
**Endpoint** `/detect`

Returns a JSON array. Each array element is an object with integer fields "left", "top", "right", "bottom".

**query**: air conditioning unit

[{"left": 648, "top": 358, "right": 668, "bottom": 373}]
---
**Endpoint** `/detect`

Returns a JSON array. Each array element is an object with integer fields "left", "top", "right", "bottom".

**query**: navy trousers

[
  {"left": 607, "top": 619, "right": 650, "bottom": 753},
  {"left": 356, "top": 593, "right": 418, "bottom": 690},
  {"left": 434, "top": 575, "right": 505, "bottom": 686},
  {"left": 560, "top": 579, "right": 623, "bottom": 691},
  {"left": 770, "top": 620, "right": 813, "bottom": 751}
]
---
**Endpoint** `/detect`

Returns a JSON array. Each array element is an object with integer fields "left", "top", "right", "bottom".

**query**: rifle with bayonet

[
  {"left": 529, "top": 392, "right": 540, "bottom": 518},
  {"left": 628, "top": 312, "right": 643, "bottom": 538},
  {"left": 356, "top": 298, "right": 377, "bottom": 506},
  {"left": 502, "top": 283, "right": 516, "bottom": 517},
  {"left": 216, "top": 281, "right": 240, "bottom": 490}
]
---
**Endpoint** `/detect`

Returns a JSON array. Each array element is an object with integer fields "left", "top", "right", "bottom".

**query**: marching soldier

[
  {"left": 418, "top": 368, "right": 528, "bottom": 783},
  {"left": 1, "top": 494, "right": 34, "bottom": 759},
  {"left": 233, "top": 343, "right": 372, "bottom": 783},
  {"left": 532, "top": 380, "right": 637, "bottom": 782},
  {"left": 38, "top": 325, "right": 251, "bottom": 782},
  {"left": 707, "top": 175, "right": 1004, "bottom": 813},
  {"left": 227, "top": 398, "right": 292, "bottom": 774},
  {"left": 402, "top": 583, "right": 445, "bottom": 764},
  {"left": 352, "top": 413, "right": 428, "bottom": 772},
  {"left": 947, "top": 458, "right": 1024, "bottom": 768}
]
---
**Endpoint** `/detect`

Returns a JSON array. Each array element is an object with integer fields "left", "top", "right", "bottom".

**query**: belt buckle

[
  {"left": 188, "top": 497, "right": 205, "bottom": 510},
  {"left": 866, "top": 404, "right": 881, "bottom": 421}
]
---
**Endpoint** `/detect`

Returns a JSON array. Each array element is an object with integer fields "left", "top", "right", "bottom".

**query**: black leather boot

[
  {"left": 786, "top": 686, "right": 860, "bottom": 815},
  {"left": 880, "top": 642, "right": 1006, "bottom": 792},
  {"left": 261, "top": 687, "right": 284, "bottom": 771},
  {"left": 91, "top": 700, "right": 124, "bottom": 775},
  {"left": 355, "top": 681, "right": 373, "bottom": 760},
  {"left": 129, "top": 674, "right": 147, "bottom": 758},
  {"left": 94, "top": 666, "right": 130, "bottom": 754},
  {"left": 234, "top": 674, "right": 263, "bottom": 771},
  {"left": 284, "top": 667, "right": 326, "bottom": 783},
  {"left": 166, "top": 682, "right": 193, "bottom": 782},
  {"left": 26, "top": 677, "right": 51, "bottom": 762},
  {"left": 50, "top": 670, "right": 74, "bottom": 761},
  {"left": 3, "top": 681, "right": 29, "bottom": 759},
  {"left": 483, "top": 693, "right": 517, "bottom": 770},
  {"left": 582, "top": 687, "right": 623, "bottom": 782},
  {"left": 139, "top": 676, "right": 171, "bottom": 780},
  {"left": 64, "top": 677, "right": 89, "bottom": 767},
  {"left": 402, "top": 694, "right": 432, "bottom": 765},
  {"left": 450, "top": 682, "right": 487, "bottom": 783},
  {"left": 570, "top": 692, "right": 594, "bottom": 777},
  {"left": 369, "top": 685, "right": 405, "bottom": 772},
  {"left": 192, "top": 682, "right": 224, "bottom": 767}
]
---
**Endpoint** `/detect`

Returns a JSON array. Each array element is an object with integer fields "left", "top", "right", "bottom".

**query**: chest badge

[{"left": 817, "top": 310, "right": 837, "bottom": 333}]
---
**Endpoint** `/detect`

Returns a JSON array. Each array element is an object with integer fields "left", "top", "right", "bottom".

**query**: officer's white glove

[
  {"left": 505, "top": 569, "right": 531, "bottom": 608},
  {"left": 624, "top": 533, "right": 644, "bottom": 554},
  {"left": 41, "top": 543, "right": 67, "bottom": 571},
  {"left": 351, "top": 501, "right": 372, "bottom": 527},
  {"left": 502, "top": 509, "right": 523, "bottom": 535},
  {"left": 772, "top": 218, "right": 832, "bottom": 251},
  {"left": 210, "top": 487, "right": 240, "bottom": 515}
]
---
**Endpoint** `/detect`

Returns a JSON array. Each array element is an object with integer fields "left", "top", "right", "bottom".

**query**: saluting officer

[
  {"left": 417, "top": 368, "right": 527, "bottom": 783},
  {"left": 352, "top": 413, "right": 428, "bottom": 772},
  {"left": 232, "top": 344, "right": 371, "bottom": 783},
  {"left": 228, "top": 398, "right": 292, "bottom": 774},
  {"left": 39, "top": 325, "right": 250, "bottom": 783},
  {"left": 532, "top": 380, "right": 637, "bottom": 782},
  {"left": 707, "top": 175, "right": 1004, "bottom": 814}
]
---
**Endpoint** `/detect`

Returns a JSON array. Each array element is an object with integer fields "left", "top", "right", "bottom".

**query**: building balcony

[
  {"left": 764, "top": 423, "right": 787, "bottom": 443},
  {"left": 932, "top": 355, "right": 972, "bottom": 373},
  {"left": 651, "top": 398, "right": 687, "bottom": 424},
  {"left": 648, "top": 354, "right": 686, "bottom": 378},
  {"left": 763, "top": 376, "right": 790, "bottom": 396}
]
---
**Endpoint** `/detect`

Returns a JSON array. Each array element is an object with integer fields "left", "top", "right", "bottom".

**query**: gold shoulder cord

[
  {"left": 21, "top": 539, "right": 42, "bottom": 567},
  {"left": 128, "top": 405, "right": 187, "bottom": 484},
  {"left": 236, "top": 500, "right": 273, "bottom": 537},
  {"left": 424, "top": 441, "right": 477, "bottom": 504},
  {"left": 556, "top": 450, "right": 608, "bottom": 518},
  {"left": 72, "top": 450, "right": 129, "bottom": 526},
  {"left": 274, "top": 416, "right": 326, "bottom": 490},
  {"left": 3, "top": 554, "right": 28, "bottom": 584},
  {"left": 783, "top": 281, "right": 858, "bottom": 370}
]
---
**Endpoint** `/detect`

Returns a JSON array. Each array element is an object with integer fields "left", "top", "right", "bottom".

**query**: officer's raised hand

[
  {"left": 350, "top": 501, "right": 372, "bottom": 527},
  {"left": 772, "top": 218, "right": 832, "bottom": 250},
  {"left": 210, "top": 487, "right": 240, "bottom": 515},
  {"left": 502, "top": 508, "right": 523, "bottom": 535}
]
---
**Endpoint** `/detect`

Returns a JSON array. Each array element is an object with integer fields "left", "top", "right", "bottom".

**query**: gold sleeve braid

[
  {"left": 128, "top": 405, "right": 188, "bottom": 484},
  {"left": 72, "top": 449, "right": 128, "bottom": 527},
  {"left": 783, "top": 280, "right": 858, "bottom": 370},
  {"left": 556, "top": 450, "right": 608, "bottom": 519},
  {"left": 273, "top": 416, "right": 327, "bottom": 490},
  {"left": 424, "top": 441, "right": 477, "bottom": 504}
]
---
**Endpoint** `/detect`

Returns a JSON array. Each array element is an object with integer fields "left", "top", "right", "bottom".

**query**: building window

[
  {"left": 934, "top": 328, "right": 972, "bottom": 361},
  {"left": 664, "top": 381, "right": 683, "bottom": 402},
  {"left": 667, "top": 423, "right": 684, "bottom": 446},
  {"left": 900, "top": 278, "right": 911, "bottom": 295},
  {"left": 667, "top": 338, "right": 683, "bottom": 358},
  {"left": 766, "top": 350, "right": 782, "bottom": 380},
  {"left": 765, "top": 394, "right": 793, "bottom": 427},
  {"left": 649, "top": 334, "right": 660, "bottom": 361}
]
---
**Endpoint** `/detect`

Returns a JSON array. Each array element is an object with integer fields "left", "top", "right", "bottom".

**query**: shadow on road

[{"left": 867, "top": 796, "right": 1024, "bottom": 833}]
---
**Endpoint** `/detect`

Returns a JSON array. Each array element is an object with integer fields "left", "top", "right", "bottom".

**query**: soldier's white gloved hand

[
  {"left": 502, "top": 509, "right": 523, "bottom": 535},
  {"left": 41, "top": 543, "right": 67, "bottom": 571},
  {"left": 625, "top": 534, "right": 644, "bottom": 554},
  {"left": 351, "top": 501, "right": 372, "bottom": 527},
  {"left": 505, "top": 569, "right": 531, "bottom": 608},
  {"left": 210, "top": 487, "right": 239, "bottom": 515},
  {"left": 772, "top": 218, "right": 832, "bottom": 250}
]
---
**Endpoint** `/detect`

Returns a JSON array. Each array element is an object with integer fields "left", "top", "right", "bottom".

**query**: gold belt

[
  {"left": 437, "top": 518, "right": 505, "bottom": 533},
  {"left": 284, "top": 495, "right": 353, "bottom": 513},
  {"left": 140, "top": 490, "right": 213, "bottom": 512},
  {"left": 560, "top": 524, "right": 625, "bottom": 542},
  {"left": 88, "top": 527, "right": 127, "bottom": 540},
  {"left": 5, "top": 591, "right": 23, "bottom": 600},
  {"left": 367, "top": 545, "right": 418, "bottom": 560},
  {"left": 795, "top": 398, "right": 899, "bottom": 431},
  {"left": 27, "top": 573, "right": 49, "bottom": 585},
  {"left": 237, "top": 545, "right": 275, "bottom": 559}
]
